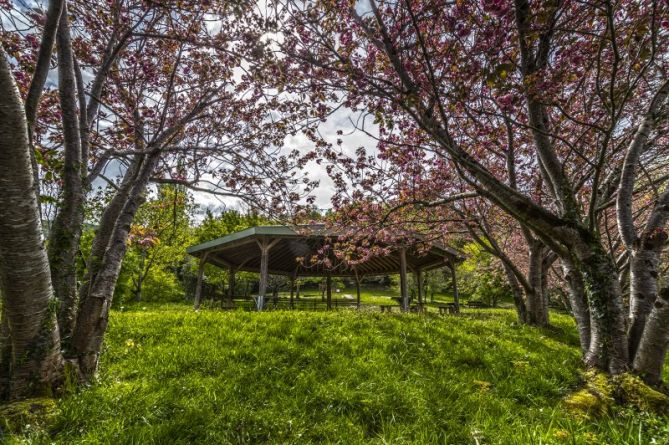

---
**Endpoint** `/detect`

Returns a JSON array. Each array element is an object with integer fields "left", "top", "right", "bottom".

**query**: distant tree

[
  {"left": 457, "top": 243, "right": 511, "bottom": 308},
  {"left": 126, "top": 185, "right": 195, "bottom": 302},
  {"left": 194, "top": 209, "right": 267, "bottom": 245}
]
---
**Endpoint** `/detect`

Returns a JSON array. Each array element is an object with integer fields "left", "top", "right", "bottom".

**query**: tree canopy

[{"left": 0, "top": 0, "right": 668, "bottom": 402}]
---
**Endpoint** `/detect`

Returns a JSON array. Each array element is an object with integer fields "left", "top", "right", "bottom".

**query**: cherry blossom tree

[
  {"left": 0, "top": 0, "right": 315, "bottom": 399},
  {"left": 274, "top": 0, "right": 669, "bottom": 379}
]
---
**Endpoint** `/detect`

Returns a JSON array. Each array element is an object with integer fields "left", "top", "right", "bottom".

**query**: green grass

[
  {"left": 274, "top": 287, "right": 461, "bottom": 307},
  {"left": 6, "top": 305, "right": 669, "bottom": 444}
]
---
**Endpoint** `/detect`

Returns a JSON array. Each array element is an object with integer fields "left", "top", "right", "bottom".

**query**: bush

[
  {"left": 457, "top": 243, "right": 511, "bottom": 306},
  {"left": 140, "top": 269, "right": 185, "bottom": 302}
]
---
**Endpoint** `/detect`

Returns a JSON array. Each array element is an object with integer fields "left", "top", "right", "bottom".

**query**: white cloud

[{"left": 277, "top": 108, "right": 379, "bottom": 211}]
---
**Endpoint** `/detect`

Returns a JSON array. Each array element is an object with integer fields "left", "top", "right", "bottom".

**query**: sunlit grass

[
  {"left": 7, "top": 305, "right": 669, "bottom": 444},
  {"left": 260, "top": 287, "right": 464, "bottom": 307}
]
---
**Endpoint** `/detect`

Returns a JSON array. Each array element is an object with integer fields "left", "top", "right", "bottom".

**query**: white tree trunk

[{"left": 0, "top": 47, "right": 63, "bottom": 400}]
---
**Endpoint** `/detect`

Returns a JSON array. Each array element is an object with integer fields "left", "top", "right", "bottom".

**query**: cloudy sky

[
  {"left": 2, "top": 1, "right": 380, "bottom": 220},
  {"left": 194, "top": 108, "right": 379, "bottom": 217}
]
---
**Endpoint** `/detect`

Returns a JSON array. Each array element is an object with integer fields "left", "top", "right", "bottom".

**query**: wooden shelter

[{"left": 187, "top": 225, "right": 464, "bottom": 312}]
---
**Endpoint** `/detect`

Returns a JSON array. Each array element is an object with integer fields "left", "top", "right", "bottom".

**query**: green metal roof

[{"left": 187, "top": 225, "right": 464, "bottom": 277}]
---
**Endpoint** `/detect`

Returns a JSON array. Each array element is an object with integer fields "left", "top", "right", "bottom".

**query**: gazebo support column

[
  {"left": 194, "top": 252, "right": 209, "bottom": 310},
  {"left": 290, "top": 274, "right": 295, "bottom": 309},
  {"left": 326, "top": 274, "right": 332, "bottom": 310},
  {"left": 354, "top": 269, "right": 362, "bottom": 308},
  {"left": 226, "top": 266, "right": 236, "bottom": 309},
  {"left": 256, "top": 238, "right": 279, "bottom": 311},
  {"left": 416, "top": 269, "right": 423, "bottom": 304},
  {"left": 450, "top": 261, "right": 460, "bottom": 314},
  {"left": 399, "top": 248, "right": 409, "bottom": 312}
]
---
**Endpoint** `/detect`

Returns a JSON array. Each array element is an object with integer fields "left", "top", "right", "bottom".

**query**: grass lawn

[
  {"left": 273, "top": 287, "right": 464, "bottom": 307},
  {"left": 5, "top": 305, "right": 669, "bottom": 444}
]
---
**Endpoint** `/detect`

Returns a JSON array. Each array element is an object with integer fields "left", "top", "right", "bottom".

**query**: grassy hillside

[{"left": 6, "top": 306, "right": 669, "bottom": 444}]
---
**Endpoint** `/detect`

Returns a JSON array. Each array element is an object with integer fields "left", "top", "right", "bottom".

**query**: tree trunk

[
  {"left": 133, "top": 274, "right": 144, "bottom": 302},
  {"left": 70, "top": 153, "right": 159, "bottom": 376},
  {"left": 526, "top": 242, "right": 549, "bottom": 326},
  {"left": 0, "top": 48, "right": 63, "bottom": 399},
  {"left": 79, "top": 154, "right": 143, "bottom": 302},
  {"left": 576, "top": 243, "right": 629, "bottom": 374},
  {"left": 633, "top": 286, "right": 669, "bottom": 386},
  {"left": 561, "top": 259, "right": 591, "bottom": 354},
  {"left": 629, "top": 193, "right": 669, "bottom": 384},
  {"left": 627, "top": 247, "right": 662, "bottom": 360},
  {"left": 501, "top": 262, "right": 527, "bottom": 323},
  {"left": 0, "top": 303, "right": 11, "bottom": 400},
  {"left": 48, "top": 5, "right": 85, "bottom": 346},
  {"left": 133, "top": 249, "right": 147, "bottom": 302}
]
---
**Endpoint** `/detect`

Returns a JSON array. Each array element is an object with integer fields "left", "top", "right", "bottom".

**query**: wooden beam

[
  {"left": 226, "top": 265, "right": 235, "bottom": 309},
  {"left": 450, "top": 261, "right": 460, "bottom": 314},
  {"left": 416, "top": 269, "right": 423, "bottom": 304},
  {"left": 399, "top": 247, "right": 409, "bottom": 312},
  {"left": 290, "top": 273, "right": 295, "bottom": 309},
  {"left": 194, "top": 252, "right": 209, "bottom": 310},
  {"left": 326, "top": 274, "right": 332, "bottom": 310},
  {"left": 354, "top": 269, "right": 362, "bottom": 308},
  {"left": 256, "top": 237, "right": 279, "bottom": 311}
]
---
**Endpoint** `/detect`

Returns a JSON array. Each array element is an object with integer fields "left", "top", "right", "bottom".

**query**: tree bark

[
  {"left": 615, "top": 79, "right": 669, "bottom": 365},
  {"left": 133, "top": 250, "right": 148, "bottom": 302},
  {"left": 526, "top": 241, "right": 549, "bottom": 326},
  {"left": 629, "top": 192, "right": 669, "bottom": 384},
  {"left": 627, "top": 247, "right": 663, "bottom": 359},
  {"left": 501, "top": 262, "right": 527, "bottom": 323},
  {"left": 70, "top": 152, "right": 160, "bottom": 376},
  {"left": 24, "top": 0, "right": 65, "bottom": 220},
  {"left": 48, "top": 4, "right": 85, "bottom": 346},
  {"left": 633, "top": 286, "right": 669, "bottom": 386},
  {"left": 0, "top": 303, "right": 11, "bottom": 400},
  {"left": 561, "top": 259, "right": 591, "bottom": 354},
  {"left": 79, "top": 107, "right": 146, "bottom": 303},
  {"left": 0, "top": 47, "right": 63, "bottom": 399},
  {"left": 24, "top": 0, "right": 65, "bottom": 130},
  {"left": 576, "top": 243, "right": 629, "bottom": 374}
]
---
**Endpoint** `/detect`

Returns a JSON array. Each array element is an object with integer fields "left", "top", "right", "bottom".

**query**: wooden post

[
  {"left": 256, "top": 238, "right": 279, "bottom": 311},
  {"left": 399, "top": 247, "right": 409, "bottom": 312},
  {"left": 450, "top": 261, "right": 460, "bottom": 314},
  {"left": 416, "top": 269, "right": 423, "bottom": 304},
  {"left": 296, "top": 280, "right": 300, "bottom": 299},
  {"left": 355, "top": 271, "right": 362, "bottom": 308},
  {"left": 226, "top": 266, "right": 235, "bottom": 308},
  {"left": 258, "top": 244, "right": 269, "bottom": 311},
  {"left": 326, "top": 274, "right": 332, "bottom": 310},
  {"left": 194, "top": 253, "right": 209, "bottom": 310},
  {"left": 290, "top": 274, "right": 295, "bottom": 309},
  {"left": 219, "top": 279, "right": 225, "bottom": 305}
]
